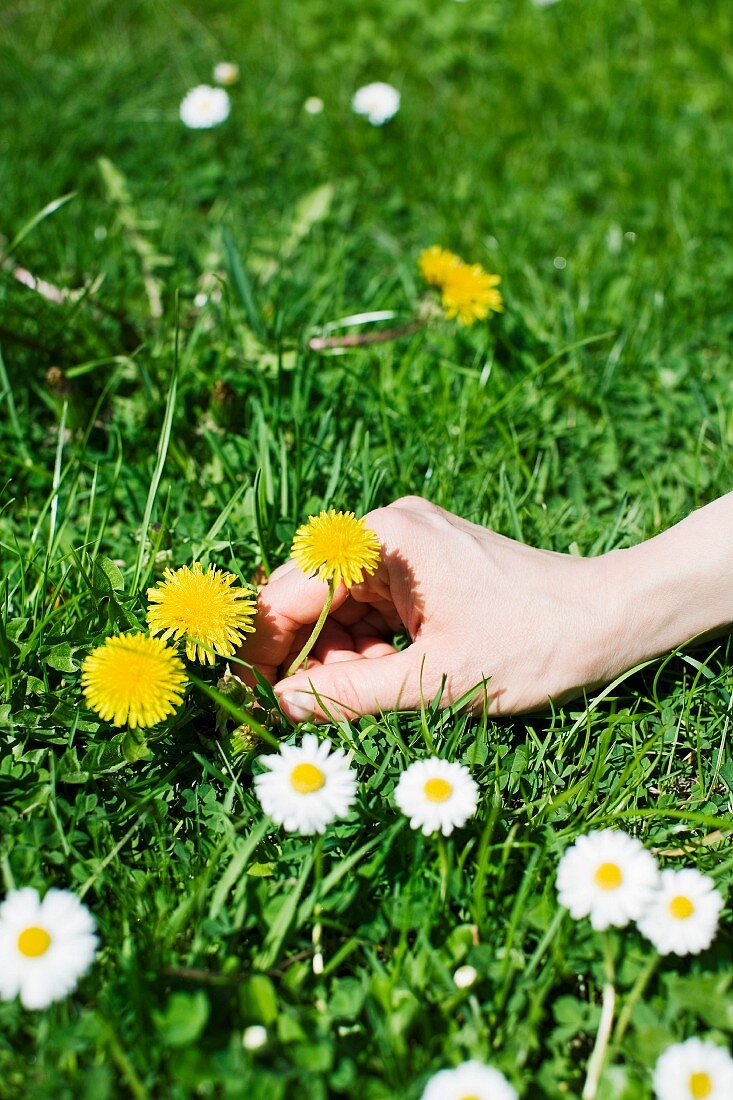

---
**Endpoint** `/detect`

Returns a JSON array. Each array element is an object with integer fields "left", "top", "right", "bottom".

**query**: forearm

[{"left": 604, "top": 492, "right": 733, "bottom": 666}]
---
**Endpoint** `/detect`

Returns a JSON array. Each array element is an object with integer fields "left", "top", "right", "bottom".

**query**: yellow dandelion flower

[
  {"left": 441, "top": 263, "right": 503, "bottom": 326},
  {"left": 418, "top": 245, "right": 461, "bottom": 287},
  {"left": 81, "top": 633, "right": 186, "bottom": 729},
  {"left": 291, "top": 510, "right": 381, "bottom": 589},
  {"left": 146, "top": 562, "right": 257, "bottom": 665}
]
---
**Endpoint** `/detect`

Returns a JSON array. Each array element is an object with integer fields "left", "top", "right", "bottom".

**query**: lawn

[{"left": 1, "top": 0, "right": 732, "bottom": 1096}]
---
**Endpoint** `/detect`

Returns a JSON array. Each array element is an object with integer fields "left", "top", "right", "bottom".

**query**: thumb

[{"left": 274, "top": 647, "right": 430, "bottom": 722}]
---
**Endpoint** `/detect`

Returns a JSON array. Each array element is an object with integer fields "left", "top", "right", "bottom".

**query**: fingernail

[{"left": 280, "top": 691, "right": 315, "bottom": 722}]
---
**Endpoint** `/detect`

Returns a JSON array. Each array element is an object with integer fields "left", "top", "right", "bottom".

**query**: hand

[{"left": 241, "top": 496, "right": 633, "bottom": 722}]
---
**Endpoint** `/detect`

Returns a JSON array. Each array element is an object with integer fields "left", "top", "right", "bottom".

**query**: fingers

[
  {"left": 280, "top": 619, "right": 397, "bottom": 671},
  {"left": 312, "top": 621, "right": 397, "bottom": 664},
  {"left": 239, "top": 566, "right": 351, "bottom": 683},
  {"left": 274, "top": 645, "right": 431, "bottom": 722},
  {"left": 240, "top": 495, "right": 438, "bottom": 686}
]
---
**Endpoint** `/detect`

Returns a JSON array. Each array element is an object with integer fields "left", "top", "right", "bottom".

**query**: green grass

[{"left": 1, "top": 0, "right": 732, "bottom": 1096}]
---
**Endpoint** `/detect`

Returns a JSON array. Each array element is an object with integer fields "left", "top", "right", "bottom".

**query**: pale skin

[{"left": 241, "top": 493, "right": 733, "bottom": 723}]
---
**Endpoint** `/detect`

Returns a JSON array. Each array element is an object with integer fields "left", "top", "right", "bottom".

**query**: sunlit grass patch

[{"left": 0, "top": 0, "right": 732, "bottom": 1095}]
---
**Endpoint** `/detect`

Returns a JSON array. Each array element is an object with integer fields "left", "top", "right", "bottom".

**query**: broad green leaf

[
  {"left": 154, "top": 991, "right": 210, "bottom": 1047},
  {"left": 92, "top": 556, "right": 125, "bottom": 594},
  {"left": 46, "top": 643, "right": 79, "bottom": 673}
]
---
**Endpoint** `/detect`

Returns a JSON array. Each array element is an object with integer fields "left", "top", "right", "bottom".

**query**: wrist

[{"left": 599, "top": 508, "right": 733, "bottom": 670}]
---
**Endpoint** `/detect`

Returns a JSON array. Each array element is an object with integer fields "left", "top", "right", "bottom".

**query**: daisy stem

[
  {"left": 438, "top": 836, "right": 451, "bottom": 904},
  {"left": 612, "top": 954, "right": 660, "bottom": 1047},
  {"left": 98, "top": 1015, "right": 148, "bottom": 1099},
  {"left": 582, "top": 938, "right": 616, "bottom": 1100},
  {"left": 312, "top": 835, "right": 324, "bottom": 976},
  {"left": 286, "top": 578, "right": 335, "bottom": 677}
]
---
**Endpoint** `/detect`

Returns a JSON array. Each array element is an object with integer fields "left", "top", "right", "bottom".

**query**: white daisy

[
  {"left": 253, "top": 734, "right": 357, "bottom": 835},
  {"left": 351, "top": 82, "right": 401, "bottom": 126},
  {"left": 556, "top": 829, "right": 659, "bottom": 931},
  {"left": 0, "top": 887, "right": 98, "bottom": 1010},
  {"left": 421, "top": 1059, "right": 517, "bottom": 1100},
  {"left": 394, "top": 758, "right": 479, "bottom": 837},
  {"left": 653, "top": 1038, "right": 733, "bottom": 1100},
  {"left": 213, "top": 62, "right": 239, "bottom": 86},
  {"left": 179, "top": 85, "right": 231, "bottom": 130},
  {"left": 637, "top": 868, "right": 724, "bottom": 956}
]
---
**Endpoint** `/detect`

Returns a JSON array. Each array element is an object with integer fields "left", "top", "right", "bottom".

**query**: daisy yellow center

[
  {"left": 290, "top": 510, "right": 381, "bottom": 589},
  {"left": 689, "top": 1072, "right": 712, "bottom": 1098},
  {"left": 459, "top": 1096, "right": 481, "bottom": 1100},
  {"left": 290, "top": 763, "right": 325, "bottom": 794},
  {"left": 594, "top": 862, "right": 623, "bottom": 890},
  {"left": 669, "top": 894, "right": 695, "bottom": 920},
  {"left": 17, "top": 926, "right": 52, "bottom": 958},
  {"left": 424, "top": 777, "right": 453, "bottom": 803}
]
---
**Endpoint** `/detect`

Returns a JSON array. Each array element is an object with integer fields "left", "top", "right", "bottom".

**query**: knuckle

[
  {"left": 390, "top": 494, "right": 430, "bottom": 511},
  {"left": 364, "top": 496, "right": 435, "bottom": 541}
]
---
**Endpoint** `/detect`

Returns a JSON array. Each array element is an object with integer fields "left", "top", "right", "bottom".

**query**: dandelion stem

[
  {"left": 286, "top": 578, "right": 335, "bottom": 677},
  {"left": 582, "top": 938, "right": 616, "bottom": 1100}
]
